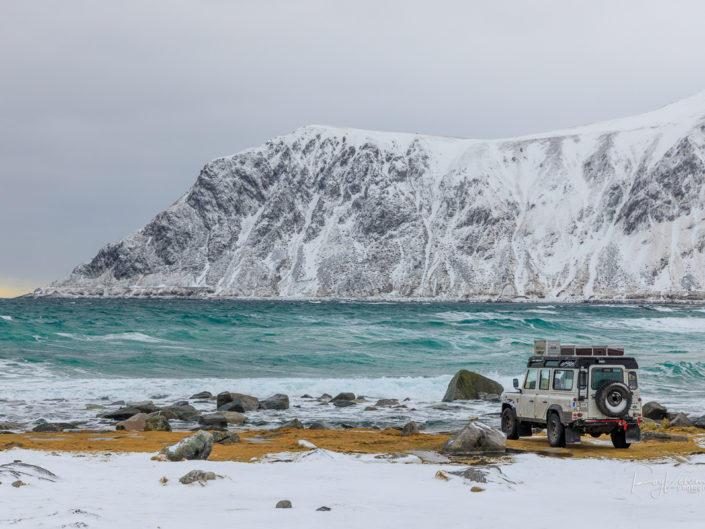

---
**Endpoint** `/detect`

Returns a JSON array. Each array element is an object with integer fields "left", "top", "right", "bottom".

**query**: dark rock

[
  {"left": 190, "top": 391, "right": 212, "bottom": 399},
  {"left": 319, "top": 393, "right": 332, "bottom": 400},
  {"left": 150, "top": 394, "right": 169, "bottom": 400},
  {"left": 300, "top": 394, "right": 313, "bottom": 399},
  {"left": 116, "top": 413, "right": 148, "bottom": 431},
  {"left": 280, "top": 418, "right": 303, "bottom": 429},
  {"left": 127, "top": 400, "right": 158, "bottom": 413},
  {"left": 375, "top": 399, "right": 399, "bottom": 407},
  {"left": 32, "top": 423, "right": 61, "bottom": 433},
  {"left": 217, "top": 392, "right": 259, "bottom": 411},
  {"left": 103, "top": 406, "right": 144, "bottom": 421},
  {"left": 198, "top": 414, "right": 227, "bottom": 429},
  {"left": 669, "top": 412, "right": 694, "bottom": 428},
  {"left": 173, "top": 400, "right": 189, "bottom": 406},
  {"left": 220, "top": 411, "right": 246, "bottom": 425},
  {"left": 276, "top": 500, "right": 292, "bottom": 509},
  {"left": 145, "top": 415, "right": 171, "bottom": 432},
  {"left": 0, "top": 422, "right": 24, "bottom": 431},
  {"left": 642, "top": 431, "right": 688, "bottom": 442},
  {"left": 442, "top": 370, "right": 504, "bottom": 402},
  {"left": 211, "top": 431, "right": 240, "bottom": 444},
  {"left": 316, "top": 506, "right": 331, "bottom": 511},
  {"left": 364, "top": 406, "right": 378, "bottom": 411},
  {"left": 159, "top": 404, "right": 200, "bottom": 421},
  {"left": 260, "top": 394, "right": 290, "bottom": 410},
  {"left": 332, "top": 392, "right": 355, "bottom": 401},
  {"left": 109, "top": 400, "right": 125, "bottom": 406},
  {"left": 179, "top": 469, "right": 217, "bottom": 484},
  {"left": 642, "top": 401, "right": 668, "bottom": 421},
  {"left": 401, "top": 421, "right": 419, "bottom": 436},
  {"left": 441, "top": 421, "right": 506, "bottom": 454},
  {"left": 161, "top": 430, "right": 214, "bottom": 461},
  {"left": 308, "top": 421, "right": 334, "bottom": 430},
  {"left": 693, "top": 415, "right": 705, "bottom": 429},
  {"left": 332, "top": 399, "right": 356, "bottom": 408}
]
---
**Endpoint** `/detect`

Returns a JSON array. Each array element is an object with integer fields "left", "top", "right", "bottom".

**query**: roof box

[{"left": 534, "top": 340, "right": 560, "bottom": 356}]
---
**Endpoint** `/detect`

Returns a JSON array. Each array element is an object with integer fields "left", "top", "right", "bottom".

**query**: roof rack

[{"left": 534, "top": 339, "right": 624, "bottom": 357}]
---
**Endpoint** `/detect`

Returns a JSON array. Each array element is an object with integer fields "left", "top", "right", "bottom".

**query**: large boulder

[
  {"left": 220, "top": 411, "right": 246, "bottom": 425},
  {"left": 145, "top": 415, "right": 172, "bottom": 431},
  {"left": 216, "top": 392, "right": 259, "bottom": 411},
  {"left": 693, "top": 415, "right": 705, "bottom": 429},
  {"left": 259, "top": 394, "right": 290, "bottom": 410},
  {"left": 128, "top": 400, "right": 159, "bottom": 413},
  {"left": 669, "top": 413, "right": 694, "bottom": 428},
  {"left": 442, "top": 370, "right": 504, "bottom": 402},
  {"left": 116, "top": 413, "right": 148, "bottom": 431},
  {"left": 159, "top": 404, "right": 200, "bottom": 421},
  {"left": 441, "top": 421, "right": 506, "bottom": 454},
  {"left": 103, "top": 406, "right": 144, "bottom": 421},
  {"left": 642, "top": 401, "right": 668, "bottom": 421},
  {"left": 401, "top": 421, "right": 419, "bottom": 436},
  {"left": 161, "top": 430, "right": 214, "bottom": 461},
  {"left": 331, "top": 392, "right": 355, "bottom": 401},
  {"left": 189, "top": 391, "right": 212, "bottom": 399},
  {"left": 198, "top": 414, "right": 227, "bottom": 430}
]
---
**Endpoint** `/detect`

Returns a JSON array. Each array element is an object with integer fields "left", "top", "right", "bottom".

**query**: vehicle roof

[{"left": 527, "top": 356, "right": 639, "bottom": 369}]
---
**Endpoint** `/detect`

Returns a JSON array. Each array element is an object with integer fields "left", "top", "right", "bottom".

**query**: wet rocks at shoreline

[
  {"left": 161, "top": 430, "right": 213, "bottom": 461},
  {"left": 442, "top": 370, "right": 504, "bottom": 402},
  {"left": 441, "top": 420, "right": 506, "bottom": 455}
]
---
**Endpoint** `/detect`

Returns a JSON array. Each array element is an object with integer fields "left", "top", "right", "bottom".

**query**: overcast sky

[{"left": 2, "top": 0, "right": 705, "bottom": 296}]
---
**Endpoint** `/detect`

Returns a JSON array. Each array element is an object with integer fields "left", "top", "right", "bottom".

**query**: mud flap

[
  {"left": 565, "top": 426, "right": 581, "bottom": 444},
  {"left": 518, "top": 422, "right": 532, "bottom": 437},
  {"left": 626, "top": 424, "right": 641, "bottom": 443}
]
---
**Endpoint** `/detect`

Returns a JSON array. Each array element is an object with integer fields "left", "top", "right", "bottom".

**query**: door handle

[{"left": 542, "top": 401, "right": 547, "bottom": 404}]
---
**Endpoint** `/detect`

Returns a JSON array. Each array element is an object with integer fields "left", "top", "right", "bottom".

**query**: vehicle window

[
  {"left": 628, "top": 371, "right": 638, "bottom": 390},
  {"left": 524, "top": 369, "right": 537, "bottom": 390},
  {"left": 591, "top": 367, "right": 623, "bottom": 389},
  {"left": 539, "top": 369, "right": 551, "bottom": 390},
  {"left": 553, "top": 369, "right": 574, "bottom": 391}
]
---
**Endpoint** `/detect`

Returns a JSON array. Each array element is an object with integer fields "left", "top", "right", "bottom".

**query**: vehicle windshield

[{"left": 591, "top": 367, "right": 623, "bottom": 389}]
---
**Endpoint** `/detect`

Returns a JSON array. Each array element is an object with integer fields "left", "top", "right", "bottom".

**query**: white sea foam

[
  {"left": 0, "top": 315, "right": 12, "bottom": 321},
  {"left": 599, "top": 317, "right": 705, "bottom": 333},
  {"left": 56, "top": 332, "right": 166, "bottom": 343},
  {"left": 525, "top": 309, "right": 558, "bottom": 315}
]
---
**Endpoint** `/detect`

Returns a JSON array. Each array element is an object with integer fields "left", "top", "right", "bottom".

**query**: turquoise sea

[{"left": 1, "top": 299, "right": 704, "bottom": 431}]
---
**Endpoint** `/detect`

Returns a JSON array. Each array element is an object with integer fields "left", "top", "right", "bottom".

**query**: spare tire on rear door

[{"left": 595, "top": 380, "right": 632, "bottom": 417}]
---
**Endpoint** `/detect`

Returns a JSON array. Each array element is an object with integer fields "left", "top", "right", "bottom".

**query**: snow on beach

[{"left": 1, "top": 448, "right": 704, "bottom": 528}]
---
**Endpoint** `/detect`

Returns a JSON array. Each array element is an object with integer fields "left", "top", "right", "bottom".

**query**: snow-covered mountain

[{"left": 37, "top": 92, "right": 705, "bottom": 301}]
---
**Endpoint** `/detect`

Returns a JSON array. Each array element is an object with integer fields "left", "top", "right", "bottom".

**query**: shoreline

[{"left": 3, "top": 427, "right": 704, "bottom": 462}]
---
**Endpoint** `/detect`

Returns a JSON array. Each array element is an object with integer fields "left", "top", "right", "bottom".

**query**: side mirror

[
  {"left": 578, "top": 371, "right": 587, "bottom": 390},
  {"left": 513, "top": 378, "right": 519, "bottom": 389}
]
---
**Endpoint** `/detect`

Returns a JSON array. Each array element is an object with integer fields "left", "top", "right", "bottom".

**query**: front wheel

[
  {"left": 547, "top": 413, "right": 566, "bottom": 447},
  {"left": 611, "top": 430, "right": 631, "bottom": 449},
  {"left": 501, "top": 407, "right": 519, "bottom": 440}
]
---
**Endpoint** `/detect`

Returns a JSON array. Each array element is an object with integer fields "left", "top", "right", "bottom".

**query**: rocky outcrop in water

[{"left": 36, "top": 92, "right": 705, "bottom": 301}]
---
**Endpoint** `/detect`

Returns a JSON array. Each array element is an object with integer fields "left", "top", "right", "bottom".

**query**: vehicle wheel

[
  {"left": 589, "top": 432, "right": 601, "bottom": 438},
  {"left": 501, "top": 407, "right": 519, "bottom": 440},
  {"left": 547, "top": 413, "right": 566, "bottom": 447},
  {"left": 611, "top": 429, "right": 631, "bottom": 449},
  {"left": 595, "top": 380, "right": 632, "bottom": 417}
]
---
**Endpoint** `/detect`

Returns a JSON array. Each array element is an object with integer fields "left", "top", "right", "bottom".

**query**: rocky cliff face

[{"left": 38, "top": 92, "right": 705, "bottom": 300}]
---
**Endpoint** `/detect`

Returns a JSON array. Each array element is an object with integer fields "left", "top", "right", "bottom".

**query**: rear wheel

[
  {"left": 547, "top": 413, "right": 566, "bottom": 447},
  {"left": 501, "top": 407, "right": 519, "bottom": 440},
  {"left": 611, "top": 429, "right": 631, "bottom": 449}
]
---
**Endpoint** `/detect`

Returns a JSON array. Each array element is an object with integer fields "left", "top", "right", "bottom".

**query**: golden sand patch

[{"left": 1, "top": 427, "right": 703, "bottom": 462}]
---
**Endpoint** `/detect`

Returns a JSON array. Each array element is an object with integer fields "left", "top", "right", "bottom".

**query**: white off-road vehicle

[{"left": 501, "top": 340, "right": 643, "bottom": 448}]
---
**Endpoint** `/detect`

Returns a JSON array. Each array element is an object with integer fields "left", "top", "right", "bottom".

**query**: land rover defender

[{"left": 501, "top": 339, "right": 642, "bottom": 448}]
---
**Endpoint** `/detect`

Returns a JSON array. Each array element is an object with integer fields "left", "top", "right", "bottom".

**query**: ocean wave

[
  {"left": 56, "top": 332, "right": 166, "bottom": 343},
  {"left": 598, "top": 317, "right": 705, "bottom": 333},
  {"left": 0, "top": 315, "right": 12, "bottom": 321},
  {"left": 525, "top": 309, "right": 558, "bottom": 315}
]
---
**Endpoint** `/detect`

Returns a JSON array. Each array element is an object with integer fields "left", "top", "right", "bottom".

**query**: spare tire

[{"left": 595, "top": 380, "right": 632, "bottom": 417}]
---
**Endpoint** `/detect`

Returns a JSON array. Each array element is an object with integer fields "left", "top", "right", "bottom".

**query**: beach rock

[
  {"left": 642, "top": 401, "right": 668, "bottom": 421},
  {"left": 109, "top": 400, "right": 126, "bottom": 406},
  {"left": 332, "top": 399, "right": 356, "bottom": 407},
  {"left": 103, "top": 406, "right": 144, "bottom": 421},
  {"left": 332, "top": 392, "right": 355, "bottom": 401},
  {"left": 116, "top": 413, "right": 148, "bottom": 431},
  {"left": 198, "top": 414, "right": 227, "bottom": 430},
  {"left": 32, "top": 423, "right": 62, "bottom": 433},
  {"left": 211, "top": 431, "right": 240, "bottom": 444},
  {"left": 317, "top": 506, "right": 332, "bottom": 511},
  {"left": 85, "top": 404, "right": 105, "bottom": 410},
  {"left": 260, "top": 394, "right": 290, "bottom": 410},
  {"left": 161, "top": 430, "right": 214, "bottom": 461},
  {"left": 693, "top": 415, "right": 705, "bottom": 429},
  {"left": 217, "top": 392, "right": 259, "bottom": 411},
  {"left": 442, "top": 370, "right": 504, "bottom": 402},
  {"left": 220, "top": 411, "right": 246, "bottom": 425},
  {"left": 308, "top": 421, "right": 334, "bottom": 430},
  {"left": 401, "top": 421, "right": 419, "bottom": 436},
  {"left": 190, "top": 391, "right": 212, "bottom": 399},
  {"left": 441, "top": 421, "right": 506, "bottom": 454},
  {"left": 319, "top": 393, "right": 332, "bottom": 400},
  {"left": 179, "top": 469, "right": 217, "bottom": 484},
  {"left": 0, "top": 422, "right": 24, "bottom": 431},
  {"left": 642, "top": 431, "right": 688, "bottom": 442},
  {"left": 11, "top": 480, "right": 27, "bottom": 488},
  {"left": 128, "top": 400, "right": 158, "bottom": 413},
  {"left": 159, "top": 404, "right": 200, "bottom": 421},
  {"left": 276, "top": 500, "right": 292, "bottom": 509},
  {"left": 449, "top": 467, "right": 488, "bottom": 483},
  {"left": 145, "top": 415, "right": 171, "bottom": 432},
  {"left": 668, "top": 413, "right": 694, "bottom": 428},
  {"left": 279, "top": 418, "right": 303, "bottom": 429},
  {"left": 375, "top": 399, "right": 399, "bottom": 407},
  {"left": 364, "top": 406, "right": 378, "bottom": 411},
  {"left": 300, "top": 394, "right": 313, "bottom": 398}
]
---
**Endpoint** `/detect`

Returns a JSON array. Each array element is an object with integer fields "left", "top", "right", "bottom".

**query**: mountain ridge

[{"left": 36, "top": 92, "right": 705, "bottom": 301}]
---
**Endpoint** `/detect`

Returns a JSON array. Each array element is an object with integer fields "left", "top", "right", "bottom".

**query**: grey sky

[{"left": 2, "top": 0, "right": 705, "bottom": 294}]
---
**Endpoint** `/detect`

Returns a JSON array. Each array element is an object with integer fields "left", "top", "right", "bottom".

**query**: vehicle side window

[
  {"left": 591, "top": 367, "right": 623, "bottom": 390},
  {"left": 552, "top": 369, "right": 574, "bottom": 391},
  {"left": 539, "top": 369, "right": 551, "bottom": 390},
  {"left": 524, "top": 369, "right": 537, "bottom": 390},
  {"left": 628, "top": 371, "right": 638, "bottom": 390}
]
